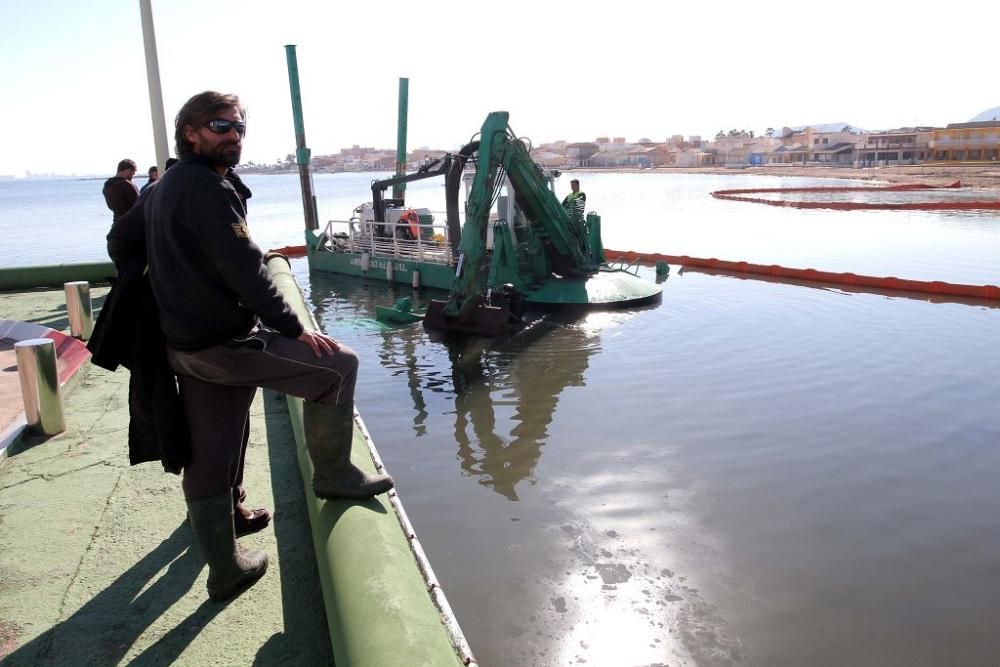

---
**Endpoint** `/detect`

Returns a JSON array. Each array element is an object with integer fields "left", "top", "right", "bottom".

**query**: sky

[{"left": 1, "top": 0, "right": 998, "bottom": 177}]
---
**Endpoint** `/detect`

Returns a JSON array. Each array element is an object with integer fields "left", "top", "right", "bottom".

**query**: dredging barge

[{"left": 284, "top": 49, "right": 661, "bottom": 337}]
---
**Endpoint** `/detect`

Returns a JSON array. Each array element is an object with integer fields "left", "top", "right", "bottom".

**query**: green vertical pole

[
  {"left": 285, "top": 44, "right": 319, "bottom": 231},
  {"left": 392, "top": 77, "right": 409, "bottom": 201}
]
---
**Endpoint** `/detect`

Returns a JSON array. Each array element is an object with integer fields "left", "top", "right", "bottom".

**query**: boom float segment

[
  {"left": 265, "top": 254, "right": 474, "bottom": 667},
  {"left": 604, "top": 250, "right": 1000, "bottom": 301}
]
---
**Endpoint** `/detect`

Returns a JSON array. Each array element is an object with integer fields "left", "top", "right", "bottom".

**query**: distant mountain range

[
  {"left": 784, "top": 108, "right": 1000, "bottom": 134},
  {"left": 786, "top": 123, "right": 866, "bottom": 134},
  {"left": 970, "top": 107, "right": 1000, "bottom": 122}
]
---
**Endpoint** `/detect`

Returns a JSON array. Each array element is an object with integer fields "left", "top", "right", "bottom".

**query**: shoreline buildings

[{"left": 238, "top": 107, "right": 1000, "bottom": 175}]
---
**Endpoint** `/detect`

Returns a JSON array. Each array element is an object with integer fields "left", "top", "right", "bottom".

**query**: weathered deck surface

[{"left": 0, "top": 287, "right": 332, "bottom": 665}]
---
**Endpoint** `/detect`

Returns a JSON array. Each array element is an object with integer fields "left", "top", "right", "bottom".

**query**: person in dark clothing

[
  {"left": 107, "top": 158, "right": 178, "bottom": 274},
  {"left": 93, "top": 153, "right": 188, "bottom": 478},
  {"left": 139, "top": 165, "right": 159, "bottom": 195},
  {"left": 101, "top": 154, "right": 268, "bottom": 533},
  {"left": 146, "top": 91, "right": 393, "bottom": 602},
  {"left": 106, "top": 156, "right": 268, "bottom": 535},
  {"left": 102, "top": 159, "right": 139, "bottom": 221}
]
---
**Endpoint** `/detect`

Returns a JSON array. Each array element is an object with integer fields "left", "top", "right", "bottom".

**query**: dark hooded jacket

[
  {"left": 107, "top": 165, "right": 250, "bottom": 275},
  {"left": 144, "top": 153, "right": 300, "bottom": 351},
  {"left": 102, "top": 176, "right": 139, "bottom": 221},
  {"left": 89, "top": 156, "right": 273, "bottom": 471}
]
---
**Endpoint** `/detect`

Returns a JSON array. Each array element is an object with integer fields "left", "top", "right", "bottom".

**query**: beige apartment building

[
  {"left": 767, "top": 125, "right": 861, "bottom": 164},
  {"left": 856, "top": 128, "right": 934, "bottom": 165},
  {"left": 929, "top": 121, "right": 1000, "bottom": 162}
]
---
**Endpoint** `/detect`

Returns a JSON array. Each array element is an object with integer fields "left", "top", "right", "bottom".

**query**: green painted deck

[{"left": 0, "top": 287, "right": 332, "bottom": 665}]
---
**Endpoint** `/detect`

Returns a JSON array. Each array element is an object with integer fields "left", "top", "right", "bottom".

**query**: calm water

[
  {"left": 297, "top": 261, "right": 1000, "bottom": 667},
  {"left": 4, "top": 173, "right": 1000, "bottom": 665},
  {"left": 2, "top": 172, "right": 999, "bottom": 285}
]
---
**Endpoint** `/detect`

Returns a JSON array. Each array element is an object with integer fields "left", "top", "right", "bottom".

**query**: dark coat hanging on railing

[{"left": 87, "top": 267, "right": 190, "bottom": 474}]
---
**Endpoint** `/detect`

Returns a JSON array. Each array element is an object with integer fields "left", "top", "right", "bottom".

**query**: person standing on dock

[
  {"left": 139, "top": 165, "right": 159, "bottom": 194},
  {"left": 102, "top": 159, "right": 139, "bottom": 222},
  {"left": 104, "top": 158, "right": 174, "bottom": 272},
  {"left": 145, "top": 91, "right": 393, "bottom": 602}
]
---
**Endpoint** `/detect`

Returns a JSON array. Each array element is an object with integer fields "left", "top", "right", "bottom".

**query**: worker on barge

[{"left": 561, "top": 178, "right": 586, "bottom": 217}]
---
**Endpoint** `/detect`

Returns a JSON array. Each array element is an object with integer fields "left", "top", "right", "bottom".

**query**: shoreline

[
  {"left": 26, "top": 164, "right": 994, "bottom": 191},
  {"left": 233, "top": 163, "right": 1000, "bottom": 190},
  {"left": 568, "top": 164, "right": 1000, "bottom": 190}
]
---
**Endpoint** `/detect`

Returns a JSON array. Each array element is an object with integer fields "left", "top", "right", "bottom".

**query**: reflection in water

[
  {"left": 444, "top": 317, "right": 595, "bottom": 500},
  {"left": 304, "top": 272, "right": 743, "bottom": 664},
  {"left": 303, "top": 264, "right": 1000, "bottom": 665},
  {"left": 380, "top": 329, "right": 429, "bottom": 436},
  {"left": 305, "top": 272, "right": 434, "bottom": 438},
  {"left": 449, "top": 340, "right": 510, "bottom": 497},
  {"left": 306, "top": 271, "right": 597, "bottom": 501}
]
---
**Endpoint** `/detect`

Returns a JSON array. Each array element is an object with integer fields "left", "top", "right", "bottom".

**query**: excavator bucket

[
  {"left": 423, "top": 299, "right": 521, "bottom": 338},
  {"left": 375, "top": 297, "right": 425, "bottom": 324}
]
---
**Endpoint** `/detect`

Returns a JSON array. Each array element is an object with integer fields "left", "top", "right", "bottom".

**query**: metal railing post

[
  {"left": 64, "top": 281, "right": 93, "bottom": 340},
  {"left": 15, "top": 338, "right": 66, "bottom": 435}
]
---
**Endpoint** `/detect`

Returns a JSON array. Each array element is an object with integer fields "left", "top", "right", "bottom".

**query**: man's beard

[{"left": 211, "top": 141, "right": 242, "bottom": 168}]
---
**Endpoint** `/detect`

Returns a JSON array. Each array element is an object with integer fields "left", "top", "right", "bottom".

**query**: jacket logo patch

[{"left": 231, "top": 220, "right": 250, "bottom": 239}]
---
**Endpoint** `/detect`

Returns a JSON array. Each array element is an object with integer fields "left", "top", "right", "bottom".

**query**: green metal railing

[{"left": 0, "top": 262, "right": 115, "bottom": 291}]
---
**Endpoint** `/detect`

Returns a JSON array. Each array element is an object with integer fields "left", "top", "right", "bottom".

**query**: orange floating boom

[
  {"left": 604, "top": 250, "right": 1000, "bottom": 302},
  {"left": 273, "top": 243, "right": 999, "bottom": 301}
]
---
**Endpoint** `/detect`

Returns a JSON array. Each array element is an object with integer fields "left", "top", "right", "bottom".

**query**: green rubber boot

[
  {"left": 303, "top": 402, "right": 394, "bottom": 500},
  {"left": 186, "top": 493, "right": 268, "bottom": 601}
]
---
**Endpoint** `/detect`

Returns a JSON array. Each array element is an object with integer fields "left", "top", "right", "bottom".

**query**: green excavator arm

[{"left": 425, "top": 111, "right": 602, "bottom": 336}]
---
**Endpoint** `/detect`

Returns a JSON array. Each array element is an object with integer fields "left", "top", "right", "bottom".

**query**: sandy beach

[{"left": 573, "top": 164, "right": 1000, "bottom": 190}]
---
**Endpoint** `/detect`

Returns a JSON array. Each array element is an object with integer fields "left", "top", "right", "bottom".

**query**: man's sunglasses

[{"left": 206, "top": 119, "right": 247, "bottom": 137}]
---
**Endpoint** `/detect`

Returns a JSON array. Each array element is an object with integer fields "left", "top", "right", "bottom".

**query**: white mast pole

[{"left": 139, "top": 0, "right": 169, "bottom": 171}]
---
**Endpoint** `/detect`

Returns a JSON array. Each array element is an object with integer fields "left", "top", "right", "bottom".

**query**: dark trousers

[
  {"left": 168, "top": 329, "right": 359, "bottom": 499},
  {"left": 176, "top": 379, "right": 255, "bottom": 501}
]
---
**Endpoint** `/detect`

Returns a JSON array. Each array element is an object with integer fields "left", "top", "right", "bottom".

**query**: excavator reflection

[
  {"left": 307, "top": 271, "right": 598, "bottom": 500},
  {"left": 443, "top": 317, "right": 596, "bottom": 500}
]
